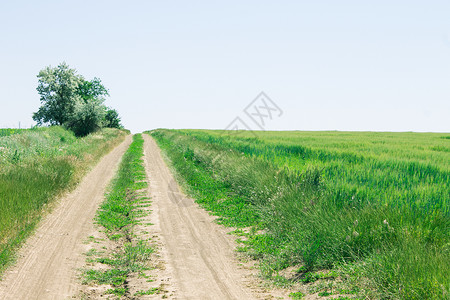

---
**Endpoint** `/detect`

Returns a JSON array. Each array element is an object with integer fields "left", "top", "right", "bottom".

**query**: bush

[
  {"left": 104, "top": 108, "right": 123, "bottom": 129},
  {"left": 66, "top": 100, "right": 106, "bottom": 137}
]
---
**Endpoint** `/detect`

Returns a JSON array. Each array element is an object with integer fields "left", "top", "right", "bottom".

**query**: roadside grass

[
  {"left": 82, "top": 134, "right": 155, "bottom": 298},
  {"left": 0, "top": 128, "right": 28, "bottom": 137},
  {"left": 0, "top": 126, "right": 127, "bottom": 275},
  {"left": 149, "top": 129, "right": 449, "bottom": 299}
]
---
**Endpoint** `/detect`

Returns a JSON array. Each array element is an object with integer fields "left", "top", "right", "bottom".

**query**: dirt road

[
  {"left": 0, "top": 136, "right": 132, "bottom": 300},
  {"left": 143, "top": 134, "right": 257, "bottom": 300},
  {"left": 0, "top": 134, "right": 283, "bottom": 300}
]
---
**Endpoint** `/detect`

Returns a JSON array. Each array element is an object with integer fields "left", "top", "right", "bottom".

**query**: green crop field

[
  {"left": 150, "top": 129, "right": 450, "bottom": 299},
  {"left": 0, "top": 127, "right": 127, "bottom": 273}
]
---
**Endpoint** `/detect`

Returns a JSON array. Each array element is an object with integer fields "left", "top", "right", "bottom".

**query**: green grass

[
  {"left": 0, "top": 126, "right": 127, "bottom": 275},
  {"left": 289, "top": 291, "right": 304, "bottom": 299},
  {"left": 96, "top": 134, "right": 148, "bottom": 234},
  {"left": 0, "top": 128, "right": 28, "bottom": 137},
  {"left": 149, "top": 129, "right": 449, "bottom": 300},
  {"left": 83, "top": 134, "right": 154, "bottom": 297},
  {"left": 134, "top": 287, "right": 161, "bottom": 296}
]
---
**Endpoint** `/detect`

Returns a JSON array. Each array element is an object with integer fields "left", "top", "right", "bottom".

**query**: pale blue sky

[{"left": 1, "top": 1, "right": 449, "bottom": 132}]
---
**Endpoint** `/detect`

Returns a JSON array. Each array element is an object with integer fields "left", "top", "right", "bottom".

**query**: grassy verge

[
  {"left": 81, "top": 134, "right": 155, "bottom": 298},
  {"left": 0, "top": 128, "right": 27, "bottom": 137},
  {"left": 0, "top": 126, "right": 128, "bottom": 275},
  {"left": 149, "top": 129, "right": 449, "bottom": 300}
]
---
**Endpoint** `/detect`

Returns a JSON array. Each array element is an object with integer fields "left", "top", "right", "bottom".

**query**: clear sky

[{"left": 1, "top": 1, "right": 449, "bottom": 133}]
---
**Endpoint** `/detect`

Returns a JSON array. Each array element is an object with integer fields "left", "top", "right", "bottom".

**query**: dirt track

[
  {"left": 0, "top": 136, "right": 132, "bottom": 300},
  {"left": 143, "top": 134, "right": 258, "bottom": 299},
  {"left": 0, "top": 134, "right": 285, "bottom": 300}
]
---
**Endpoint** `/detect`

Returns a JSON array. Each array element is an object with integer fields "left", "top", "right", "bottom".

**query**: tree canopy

[
  {"left": 34, "top": 62, "right": 83, "bottom": 126},
  {"left": 104, "top": 108, "right": 123, "bottom": 129},
  {"left": 33, "top": 62, "right": 123, "bottom": 136}
]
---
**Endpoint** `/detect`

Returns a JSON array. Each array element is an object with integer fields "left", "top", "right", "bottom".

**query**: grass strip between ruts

[{"left": 82, "top": 134, "right": 155, "bottom": 297}]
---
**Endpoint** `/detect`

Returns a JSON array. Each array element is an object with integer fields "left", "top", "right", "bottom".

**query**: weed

[
  {"left": 300, "top": 272, "right": 320, "bottom": 283},
  {"left": 134, "top": 287, "right": 160, "bottom": 296},
  {"left": 106, "top": 287, "right": 127, "bottom": 296},
  {"left": 84, "top": 269, "right": 127, "bottom": 286},
  {"left": 109, "top": 234, "right": 123, "bottom": 241},
  {"left": 85, "top": 249, "right": 101, "bottom": 257},
  {"left": 289, "top": 291, "right": 304, "bottom": 299}
]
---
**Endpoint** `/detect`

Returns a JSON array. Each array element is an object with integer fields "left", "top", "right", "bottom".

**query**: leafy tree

[
  {"left": 104, "top": 107, "right": 123, "bottom": 129},
  {"left": 33, "top": 62, "right": 124, "bottom": 136},
  {"left": 66, "top": 99, "right": 106, "bottom": 137},
  {"left": 78, "top": 77, "right": 109, "bottom": 103},
  {"left": 33, "top": 62, "right": 83, "bottom": 125}
]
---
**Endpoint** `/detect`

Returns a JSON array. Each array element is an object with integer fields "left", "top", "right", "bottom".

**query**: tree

[
  {"left": 66, "top": 99, "right": 106, "bottom": 137},
  {"left": 104, "top": 108, "right": 123, "bottom": 129},
  {"left": 68, "top": 77, "right": 111, "bottom": 136},
  {"left": 78, "top": 77, "right": 109, "bottom": 103},
  {"left": 33, "top": 62, "right": 83, "bottom": 126},
  {"left": 33, "top": 62, "right": 124, "bottom": 137}
]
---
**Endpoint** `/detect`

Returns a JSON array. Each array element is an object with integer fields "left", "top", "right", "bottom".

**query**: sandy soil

[{"left": 0, "top": 135, "right": 132, "bottom": 300}]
